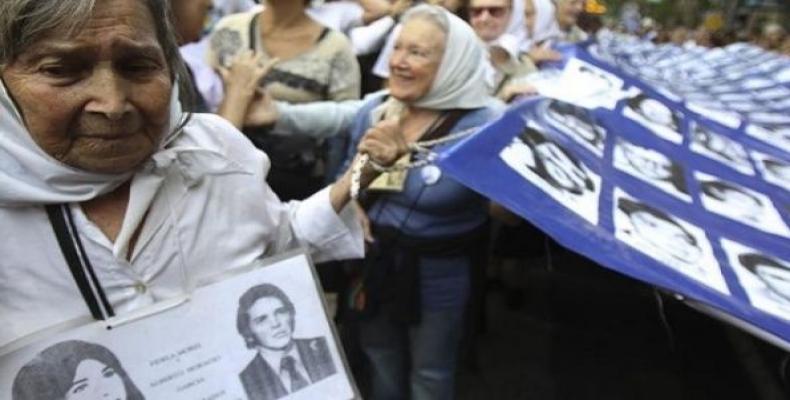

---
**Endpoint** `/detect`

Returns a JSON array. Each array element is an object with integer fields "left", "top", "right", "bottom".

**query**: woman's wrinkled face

[
  {"left": 555, "top": 0, "right": 584, "bottom": 30},
  {"left": 1, "top": 0, "right": 172, "bottom": 174},
  {"left": 66, "top": 359, "right": 127, "bottom": 400},
  {"left": 469, "top": 0, "right": 512, "bottom": 42},
  {"left": 389, "top": 18, "right": 446, "bottom": 103}
]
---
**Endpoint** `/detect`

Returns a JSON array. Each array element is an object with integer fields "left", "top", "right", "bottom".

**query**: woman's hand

[
  {"left": 243, "top": 87, "right": 279, "bottom": 128},
  {"left": 498, "top": 82, "right": 538, "bottom": 103},
  {"left": 329, "top": 117, "right": 408, "bottom": 213},
  {"left": 527, "top": 43, "right": 562, "bottom": 64},
  {"left": 216, "top": 51, "right": 278, "bottom": 128},
  {"left": 357, "top": 117, "right": 409, "bottom": 169}
]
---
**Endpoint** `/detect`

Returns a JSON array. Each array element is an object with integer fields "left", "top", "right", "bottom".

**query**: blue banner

[{"left": 439, "top": 40, "right": 790, "bottom": 346}]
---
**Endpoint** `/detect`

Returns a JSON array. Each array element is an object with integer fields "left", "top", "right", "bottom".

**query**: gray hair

[
  {"left": 401, "top": 4, "right": 450, "bottom": 35},
  {"left": 0, "top": 0, "right": 194, "bottom": 109}
]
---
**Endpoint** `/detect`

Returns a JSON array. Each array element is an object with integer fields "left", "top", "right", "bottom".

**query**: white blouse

[{"left": 0, "top": 114, "right": 364, "bottom": 348}]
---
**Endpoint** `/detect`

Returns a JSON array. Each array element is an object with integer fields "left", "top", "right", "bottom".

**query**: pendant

[{"left": 421, "top": 165, "right": 442, "bottom": 185}]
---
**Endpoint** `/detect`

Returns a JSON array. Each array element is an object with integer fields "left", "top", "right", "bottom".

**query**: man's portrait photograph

[
  {"left": 236, "top": 283, "right": 337, "bottom": 400},
  {"left": 695, "top": 173, "right": 789, "bottom": 237},
  {"left": 613, "top": 189, "right": 729, "bottom": 294}
]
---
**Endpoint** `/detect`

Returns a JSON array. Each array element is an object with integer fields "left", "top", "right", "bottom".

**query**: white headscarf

[
  {"left": 505, "top": 0, "right": 527, "bottom": 43},
  {"left": 376, "top": 4, "right": 492, "bottom": 119},
  {"left": 0, "top": 80, "right": 244, "bottom": 207},
  {"left": 525, "top": 0, "right": 561, "bottom": 49}
]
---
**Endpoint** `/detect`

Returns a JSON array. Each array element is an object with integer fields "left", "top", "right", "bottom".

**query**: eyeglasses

[{"left": 469, "top": 6, "right": 510, "bottom": 18}]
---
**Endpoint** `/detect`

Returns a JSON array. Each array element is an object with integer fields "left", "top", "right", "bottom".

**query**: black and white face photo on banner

[
  {"left": 752, "top": 151, "right": 790, "bottom": 192},
  {"left": 689, "top": 123, "right": 754, "bottom": 175},
  {"left": 542, "top": 100, "right": 607, "bottom": 157},
  {"left": 613, "top": 138, "right": 691, "bottom": 202},
  {"left": 0, "top": 255, "right": 357, "bottom": 400},
  {"left": 500, "top": 120, "right": 602, "bottom": 225},
  {"left": 746, "top": 124, "right": 790, "bottom": 153},
  {"left": 722, "top": 239, "right": 790, "bottom": 321},
  {"left": 695, "top": 172, "right": 789, "bottom": 237},
  {"left": 612, "top": 189, "right": 729, "bottom": 293},
  {"left": 532, "top": 58, "right": 632, "bottom": 111},
  {"left": 622, "top": 92, "right": 684, "bottom": 144}
]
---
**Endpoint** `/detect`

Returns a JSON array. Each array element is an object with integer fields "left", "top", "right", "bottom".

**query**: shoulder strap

[{"left": 45, "top": 204, "right": 115, "bottom": 321}]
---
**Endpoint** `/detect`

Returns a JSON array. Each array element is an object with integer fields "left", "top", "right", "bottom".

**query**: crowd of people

[{"left": 0, "top": 0, "right": 787, "bottom": 399}]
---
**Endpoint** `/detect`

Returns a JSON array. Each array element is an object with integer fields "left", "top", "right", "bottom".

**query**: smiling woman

[
  {"left": 12, "top": 340, "right": 144, "bottom": 400},
  {"left": 0, "top": 0, "right": 406, "bottom": 351}
]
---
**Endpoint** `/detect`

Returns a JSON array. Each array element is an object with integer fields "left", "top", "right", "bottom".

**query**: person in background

[
  {"left": 208, "top": 0, "right": 362, "bottom": 201},
  {"left": 759, "top": 22, "right": 787, "bottom": 52}
]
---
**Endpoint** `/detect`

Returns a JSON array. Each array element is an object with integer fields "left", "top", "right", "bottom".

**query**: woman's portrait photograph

[
  {"left": 500, "top": 122, "right": 602, "bottom": 225},
  {"left": 613, "top": 189, "right": 728, "bottom": 294},
  {"left": 622, "top": 92, "right": 684, "bottom": 144},
  {"left": 12, "top": 340, "right": 144, "bottom": 400},
  {"left": 723, "top": 239, "right": 790, "bottom": 321},
  {"left": 613, "top": 138, "right": 691, "bottom": 202}
]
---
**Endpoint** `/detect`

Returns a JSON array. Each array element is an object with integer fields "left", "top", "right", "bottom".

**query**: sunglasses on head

[{"left": 469, "top": 6, "right": 510, "bottom": 18}]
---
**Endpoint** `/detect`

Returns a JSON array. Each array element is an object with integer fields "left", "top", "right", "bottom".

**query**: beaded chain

[{"left": 350, "top": 126, "right": 479, "bottom": 200}]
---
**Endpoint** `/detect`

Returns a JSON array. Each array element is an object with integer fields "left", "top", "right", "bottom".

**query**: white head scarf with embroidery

[{"left": 375, "top": 4, "right": 493, "bottom": 120}]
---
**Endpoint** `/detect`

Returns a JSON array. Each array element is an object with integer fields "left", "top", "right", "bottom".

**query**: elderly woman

[
  {"left": 0, "top": 0, "right": 404, "bottom": 349},
  {"left": 345, "top": 7, "right": 500, "bottom": 399},
  {"left": 244, "top": 5, "right": 502, "bottom": 398},
  {"left": 13, "top": 340, "right": 143, "bottom": 400}
]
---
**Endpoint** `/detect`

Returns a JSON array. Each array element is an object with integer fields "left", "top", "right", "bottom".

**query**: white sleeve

[
  {"left": 350, "top": 16, "right": 396, "bottom": 55},
  {"left": 271, "top": 98, "right": 367, "bottom": 139},
  {"left": 285, "top": 187, "right": 364, "bottom": 262}
]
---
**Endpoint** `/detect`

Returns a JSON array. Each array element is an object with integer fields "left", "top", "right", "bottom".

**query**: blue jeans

[{"left": 358, "top": 308, "right": 465, "bottom": 400}]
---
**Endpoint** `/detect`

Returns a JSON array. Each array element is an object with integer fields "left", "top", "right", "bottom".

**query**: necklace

[{"left": 350, "top": 126, "right": 479, "bottom": 200}]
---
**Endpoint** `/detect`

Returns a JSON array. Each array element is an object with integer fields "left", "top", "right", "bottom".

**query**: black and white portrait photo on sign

[
  {"left": 612, "top": 189, "right": 728, "bottom": 293},
  {"left": 722, "top": 239, "right": 790, "bottom": 321},
  {"left": 0, "top": 254, "right": 358, "bottom": 400},
  {"left": 685, "top": 101, "right": 742, "bottom": 129},
  {"left": 11, "top": 340, "right": 144, "bottom": 400},
  {"left": 500, "top": 122, "right": 602, "bottom": 225},
  {"left": 613, "top": 138, "right": 691, "bottom": 202},
  {"left": 236, "top": 283, "right": 336, "bottom": 400},
  {"left": 532, "top": 58, "right": 631, "bottom": 110},
  {"left": 746, "top": 124, "right": 790, "bottom": 153},
  {"left": 542, "top": 100, "right": 606, "bottom": 156},
  {"left": 622, "top": 92, "right": 684, "bottom": 144},
  {"left": 752, "top": 151, "right": 790, "bottom": 192},
  {"left": 689, "top": 123, "right": 754, "bottom": 175},
  {"left": 695, "top": 173, "right": 789, "bottom": 237},
  {"left": 747, "top": 112, "right": 790, "bottom": 126}
]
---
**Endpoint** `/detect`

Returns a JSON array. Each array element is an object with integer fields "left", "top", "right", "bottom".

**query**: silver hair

[
  {"left": 400, "top": 4, "right": 450, "bottom": 34},
  {"left": 0, "top": 0, "right": 194, "bottom": 110}
]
